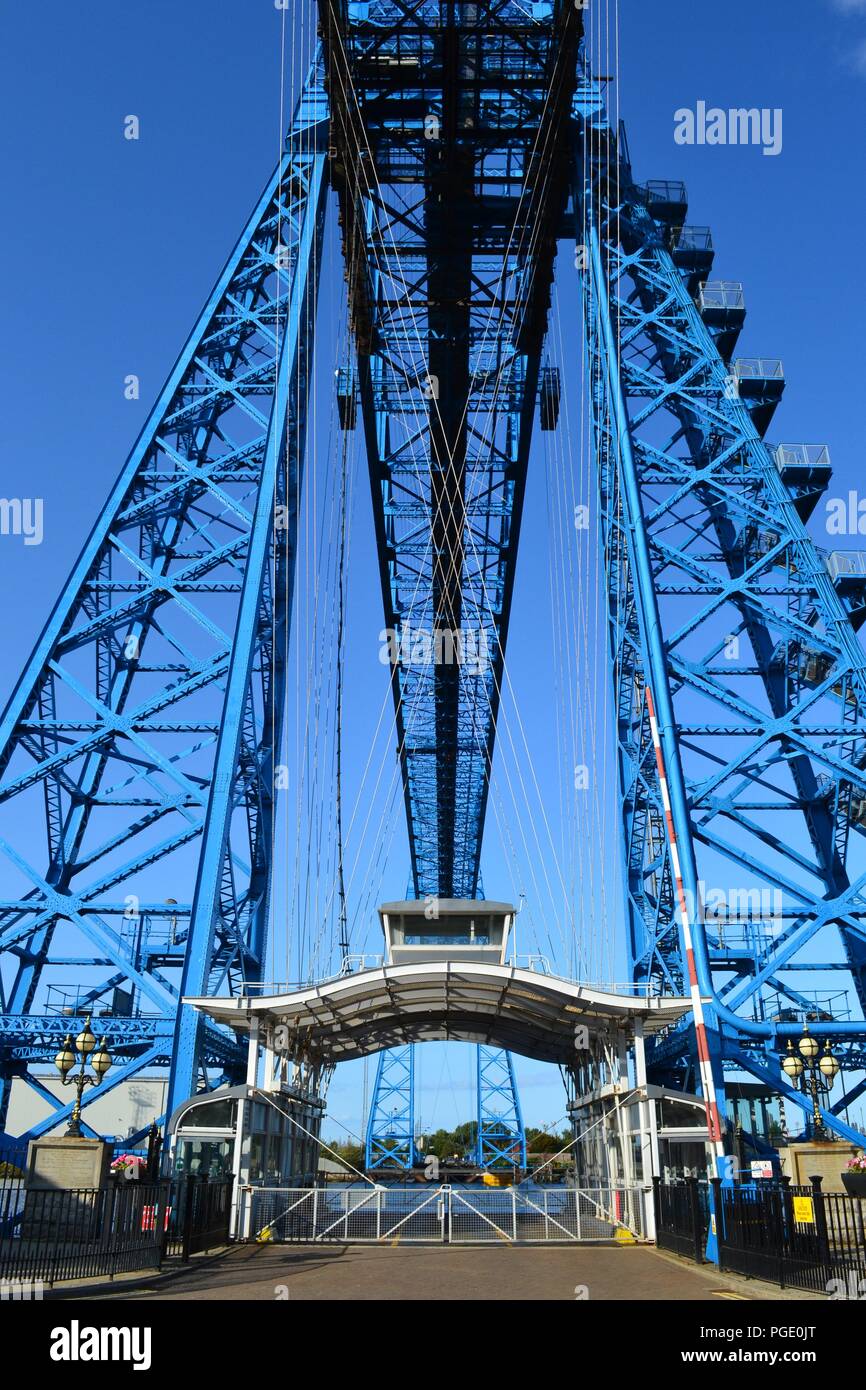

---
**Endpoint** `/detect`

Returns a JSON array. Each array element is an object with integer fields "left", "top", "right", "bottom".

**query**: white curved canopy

[{"left": 187, "top": 963, "right": 693, "bottom": 1066}]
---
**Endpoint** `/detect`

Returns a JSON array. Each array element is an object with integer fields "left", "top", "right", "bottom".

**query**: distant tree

[
  {"left": 526, "top": 1128, "right": 562, "bottom": 1154},
  {"left": 425, "top": 1128, "right": 458, "bottom": 1159},
  {"left": 419, "top": 1123, "right": 479, "bottom": 1159},
  {"left": 325, "top": 1139, "right": 364, "bottom": 1172}
]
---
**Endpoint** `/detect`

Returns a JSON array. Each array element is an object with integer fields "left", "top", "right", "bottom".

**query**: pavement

[{"left": 56, "top": 1243, "right": 825, "bottom": 1302}]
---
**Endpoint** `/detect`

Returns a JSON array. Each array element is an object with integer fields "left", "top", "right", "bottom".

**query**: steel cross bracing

[
  {"left": 0, "top": 69, "right": 329, "bottom": 1135},
  {"left": 575, "top": 72, "right": 866, "bottom": 1145},
  {"left": 323, "top": 0, "right": 581, "bottom": 1164},
  {"left": 476, "top": 1045, "right": 527, "bottom": 1169},
  {"left": 365, "top": 1045, "right": 417, "bottom": 1169}
]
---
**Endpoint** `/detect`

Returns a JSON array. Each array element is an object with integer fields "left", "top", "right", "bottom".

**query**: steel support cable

[
  {"left": 302, "top": 385, "right": 348, "bottom": 976},
  {"left": 303, "top": 310, "right": 375, "bottom": 979},
  {"left": 578, "top": 3, "right": 627, "bottom": 986},
  {"left": 577, "top": 15, "right": 598, "bottom": 980},
  {"left": 548, "top": 294, "right": 593, "bottom": 977},
  {"left": 609, "top": 0, "right": 625, "bottom": 989},
  {"left": 291, "top": 279, "right": 337, "bottom": 978},
  {"left": 294, "top": 4, "right": 319, "bottom": 983},
  {"left": 601, "top": 0, "right": 624, "bottom": 988},
  {"left": 287, "top": 248, "right": 363, "bottom": 978},
  {"left": 489, "top": 768, "right": 559, "bottom": 967},
  {"left": 589, "top": 0, "right": 618, "bottom": 987},
  {"left": 316, "top": 375, "right": 356, "bottom": 973},
  {"left": 539, "top": 337, "right": 584, "bottom": 973},
  {"left": 458, "top": 638, "right": 574, "bottom": 964},
  {"left": 547, "top": 302, "right": 594, "bottom": 979},
  {"left": 311, "top": 496, "right": 443, "bottom": 945},
  {"left": 301, "top": 383, "right": 345, "bottom": 977},
  {"left": 283, "top": 9, "right": 314, "bottom": 986},
  {"left": 325, "top": 0, "right": 570, "bottom": 472},
  {"left": 266, "top": 0, "right": 296, "bottom": 996},
  {"left": 545, "top": 132, "right": 596, "bottom": 981},
  {"left": 323, "top": 6, "right": 581, "bottom": 936},
  {"left": 323, "top": 3, "right": 576, "bottom": 796}
]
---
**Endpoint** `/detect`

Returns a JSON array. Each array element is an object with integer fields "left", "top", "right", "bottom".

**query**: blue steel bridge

[{"left": 2, "top": 2, "right": 866, "bottom": 1173}]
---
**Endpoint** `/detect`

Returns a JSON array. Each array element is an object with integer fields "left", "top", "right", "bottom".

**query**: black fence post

[
  {"left": 810, "top": 1174, "right": 831, "bottom": 1287},
  {"left": 686, "top": 1177, "right": 704, "bottom": 1264},
  {"left": 155, "top": 1179, "right": 172, "bottom": 1269},
  {"left": 181, "top": 1175, "right": 198, "bottom": 1264},
  {"left": 777, "top": 1175, "right": 793, "bottom": 1291},
  {"left": 652, "top": 1176, "right": 661, "bottom": 1242},
  {"left": 145, "top": 1123, "right": 162, "bottom": 1182},
  {"left": 710, "top": 1177, "right": 723, "bottom": 1268},
  {"left": 222, "top": 1174, "right": 234, "bottom": 1246}
]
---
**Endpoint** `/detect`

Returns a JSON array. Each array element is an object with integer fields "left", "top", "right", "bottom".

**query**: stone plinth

[
  {"left": 780, "top": 1141, "right": 860, "bottom": 1192},
  {"left": 26, "top": 1135, "right": 112, "bottom": 1192}
]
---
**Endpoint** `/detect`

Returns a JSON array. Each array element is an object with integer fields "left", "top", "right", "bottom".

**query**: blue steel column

[{"left": 169, "top": 147, "right": 329, "bottom": 1114}]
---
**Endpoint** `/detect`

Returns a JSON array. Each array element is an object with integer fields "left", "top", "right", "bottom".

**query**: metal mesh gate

[
  {"left": 243, "top": 1185, "right": 448, "bottom": 1243},
  {"left": 240, "top": 1185, "right": 648, "bottom": 1244}
]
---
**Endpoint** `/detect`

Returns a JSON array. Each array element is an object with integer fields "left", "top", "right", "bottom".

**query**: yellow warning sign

[{"left": 793, "top": 1196, "right": 815, "bottom": 1225}]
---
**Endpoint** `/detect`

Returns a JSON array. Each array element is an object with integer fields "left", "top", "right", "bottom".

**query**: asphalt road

[{"left": 72, "top": 1243, "right": 822, "bottom": 1302}]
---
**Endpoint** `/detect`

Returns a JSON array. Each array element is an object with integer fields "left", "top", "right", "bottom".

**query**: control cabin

[{"left": 379, "top": 899, "right": 515, "bottom": 967}]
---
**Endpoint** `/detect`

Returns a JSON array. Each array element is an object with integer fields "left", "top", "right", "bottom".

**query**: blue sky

[{"left": 2, "top": 1, "right": 866, "bottom": 1141}]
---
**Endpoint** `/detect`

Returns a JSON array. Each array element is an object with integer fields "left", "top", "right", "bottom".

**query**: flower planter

[{"left": 842, "top": 1171, "right": 866, "bottom": 1197}]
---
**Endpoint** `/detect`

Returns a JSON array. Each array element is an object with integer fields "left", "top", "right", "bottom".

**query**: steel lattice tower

[
  {"left": 3, "top": 2, "right": 866, "bottom": 1163},
  {"left": 0, "top": 67, "right": 329, "bottom": 1136},
  {"left": 575, "top": 74, "right": 866, "bottom": 1148}
]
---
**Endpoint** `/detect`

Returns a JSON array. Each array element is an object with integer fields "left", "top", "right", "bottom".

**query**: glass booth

[{"left": 167, "top": 1084, "right": 323, "bottom": 1187}]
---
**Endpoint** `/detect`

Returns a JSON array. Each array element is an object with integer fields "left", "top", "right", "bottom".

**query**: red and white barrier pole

[{"left": 645, "top": 685, "right": 726, "bottom": 1162}]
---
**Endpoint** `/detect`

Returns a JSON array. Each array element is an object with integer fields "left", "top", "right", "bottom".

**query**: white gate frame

[{"left": 237, "top": 1184, "right": 649, "bottom": 1244}]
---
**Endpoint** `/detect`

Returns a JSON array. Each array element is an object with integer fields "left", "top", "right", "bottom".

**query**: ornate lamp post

[
  {"left": 781, "top": 1022, "right": 840, "bottom": 1139},
  {"left": 54, "top": 1015, "right": 112, "bottom": 1137}
]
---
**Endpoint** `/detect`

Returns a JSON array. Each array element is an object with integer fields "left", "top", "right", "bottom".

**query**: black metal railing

[
  {"left": 0, "top": 1175, "right": 232, "bottom": 1286},
  {"left": 165, "top": 1176, "right": 233, "bottom": 1260},
  {"left": 712, "top": 1175, "right": 866, "bottom": 1295},
  {"left": 653, "top": 1177, "right": 708, "bottom": 1263}
]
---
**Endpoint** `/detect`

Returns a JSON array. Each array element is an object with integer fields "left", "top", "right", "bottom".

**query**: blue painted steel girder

[
  {"left": 575, "top": 64, "right": 866, "bottom": 1142},
  {"left": 0, "top": 68, "right": 330, "bottom": 1134}
]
